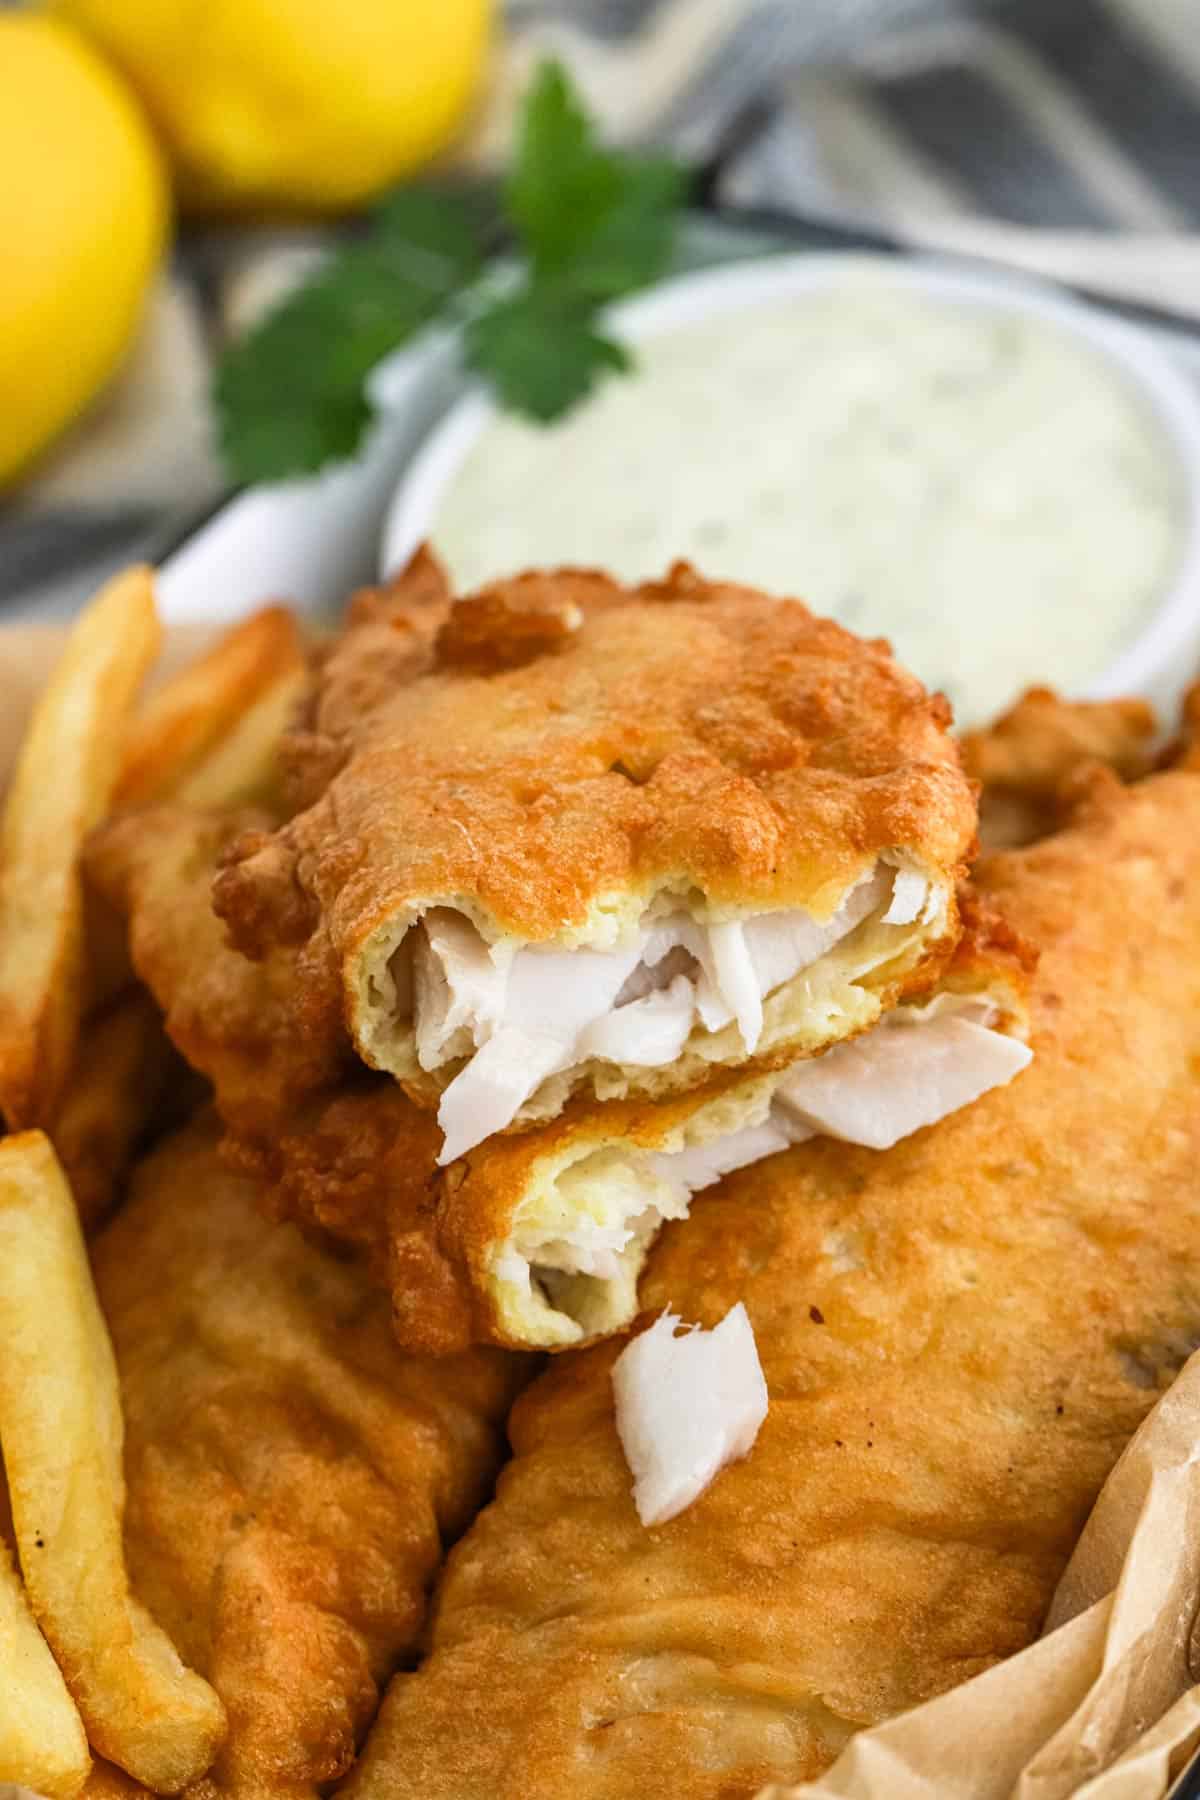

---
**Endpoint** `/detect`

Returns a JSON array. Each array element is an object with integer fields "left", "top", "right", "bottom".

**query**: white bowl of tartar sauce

[{"left": 381, "top": 253, "right": 1200, "bottom": 728}]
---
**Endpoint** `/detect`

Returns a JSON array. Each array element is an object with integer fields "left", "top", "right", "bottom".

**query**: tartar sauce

[{"left": 432, "top": 282, "right": 1182, "bottom": 725}]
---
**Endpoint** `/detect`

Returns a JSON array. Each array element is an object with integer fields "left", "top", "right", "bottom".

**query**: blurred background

[{"left": 3, "top": 0, "right": 1200, "bottom": 617}]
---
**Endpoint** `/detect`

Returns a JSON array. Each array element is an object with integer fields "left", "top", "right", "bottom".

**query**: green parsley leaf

[
  {"left": 465, "top": 296, "right": 630, "bottom": 421},
  {"left": 507, "top": 60, "right": 615, "bottom": 274},
  {"left": 216, "top": 189, "right": 484, "bottom": 484},
  {"left": 465, "top": 61, "right": 686, "bottom": 423},
  {"left": 561, "top": 154, "right": 690, "bottom": 302},
  {"left": 508, "top": 61, "right": 687, "bottom": 297},
  {"left": 214, "top": 62, "right": 688, "bottom": 479}
]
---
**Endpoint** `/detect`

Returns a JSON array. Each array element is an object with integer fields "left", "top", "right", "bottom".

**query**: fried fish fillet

[
  {"left": 231, "top": 890, "right": 1032, "bottom": 1354},
  {"left": 91, "top": 1119, "right": 527, "bottom": 1799},
  {"left": 212, "top": 555, "right": 976, "bottom": 1161},
  {"left": 337, "top": 763, "right": 1200, "bottom": 1800},
  {"left": 87, "top": 806, "right": 348, "bottom": 1144},
  {"left": 88, "top": 810, "right": 1029, "bottom": 1353},
  {"left": 960, "top": 685, "right": 1156, "bottom": 848}
]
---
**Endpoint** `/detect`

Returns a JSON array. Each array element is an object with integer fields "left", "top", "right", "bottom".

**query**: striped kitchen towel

[{"left": 6, "top": 0, "right": 1200, "bottom": 614}]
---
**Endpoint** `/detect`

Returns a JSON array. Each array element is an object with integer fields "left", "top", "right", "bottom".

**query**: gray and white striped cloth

[{"left": 6, "top": 0, "right": 1200, "bottom": 613}]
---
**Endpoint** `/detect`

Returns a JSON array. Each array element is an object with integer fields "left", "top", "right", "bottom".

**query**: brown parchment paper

[{"left": 761, "top": 1351, "right": 1200, "bottom": 1800}]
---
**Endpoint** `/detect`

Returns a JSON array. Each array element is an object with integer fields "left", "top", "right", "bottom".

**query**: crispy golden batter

[
  {"left": 338, "top": 767, "right": 1200, "bottom": 1800},
  {"left": 86, "top": 808, "right": 348, "bottom": 1140},
  {"left": 960, "top": 685, "right": 1156, "bottom": 847},
  {"left": 82, "top": 1762, "right": 150, "bottom": 1800},
  {"left": 86, "top": 809, "right": 1029, "bottom": 1357},
  {"left": 939, "top": 881, "right": 1036, "bottom": 1015},
  {"left": 92, "top": 1119, "right": 526, "bottom": 1800},
  {"left": 212, "top": 555, "right": 976, "bottom": 1111},
  {"left": 1158, "top": 679, "right": 1200, "bottom": 774},
  {"left": 53, "top": 989, "right": 178, "bottom": 1234}
]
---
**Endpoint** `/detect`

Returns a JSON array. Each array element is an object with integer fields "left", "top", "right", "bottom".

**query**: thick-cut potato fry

[
  {"left": 0, "top": 568, "right": 160, "bottom": 1129},
  {"left": 0, "top": 627, "right": 71, "bottom": 787},
  {"left": 0, "top": 1531, "right": 91, "bottom": 1798},
  {"left": 83, "top": 616, "right": 306, "bottom": 1019},
  {"left": 113, "top": 606, "right": 304, "bottom": 814},
  {"left": 0, "top": 1133, "right": 226, "bottom": 1792},
  {"left": 53, "top": 992, "right": 176, "bottom": 1234},
  {"left": 170, "top": 662, "right": 306, "bottom": 813}
]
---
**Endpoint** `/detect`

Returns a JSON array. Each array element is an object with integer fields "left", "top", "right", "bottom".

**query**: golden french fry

[
  {"left": 0, "top": 568, "right": 160, "bottom": 1129},
  {"left": 0, "top": 626, "right": 72, "bottom": 790},
  {"left": 0, "top": 1529, "right": 91, "bottom": 1798},
  {"left": 171, "top": 662, "right": 306, "bottom": 812},
  {"left": 0, "top": 1133, "right": 226, "bottom": 1791},
  {"left": 53, "top": 992, "right": 176, "bottom": 1235},
  {"left": 113, "top": 606, "right": 304, "bottom": 813}
]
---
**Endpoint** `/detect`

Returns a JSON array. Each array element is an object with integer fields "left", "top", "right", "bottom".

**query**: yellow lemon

[
  {"left": 0, "top": 14, "right": 168, "bottom": 488},
  {"left": 53, "top": 0, "right": 494, "bottom": 216}
]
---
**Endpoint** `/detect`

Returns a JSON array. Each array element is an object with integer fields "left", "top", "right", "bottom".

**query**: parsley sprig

[{"left": 215, "top": 62, "right": 688, "bottom": 484}]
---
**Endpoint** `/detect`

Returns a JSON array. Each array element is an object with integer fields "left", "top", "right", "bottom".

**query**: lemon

[
  {"left": 0, "top": 14, "right": 168, "bottom": 488},
  {"left": 53, "top": 0, "right": 494, "bottom": 217}
]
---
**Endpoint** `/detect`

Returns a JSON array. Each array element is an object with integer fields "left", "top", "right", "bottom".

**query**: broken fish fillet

[
  {"left": 336, "top": 762, "right": 1200, "bottom": 1800},
  {"left": 425, "top": 863, "right": 943, "bottom": 1160},
  {"left": 770, "top": 994, "right": 1031, "bottom": 1151},
  {"left": 420, "top": 864, "right": 944, "bottom": 1161},
  {"left": 612, "top": 1305, "right": 768, "bottom": 1527},
  {"left": 245, "top": 973, "right": 1030, "bottom": 1356},
  {"left": 471, "top": 981, "right": 1030, "bottom": 1352},
  {"left": 92, "top": 1118, "right": 526, "bottom": 1800},
  {"left": 89, "top": 806, "right": 1031, "bottom": 1355},
  {"left": 212, "top": 555, "right": 976, "bottom": 1145}
]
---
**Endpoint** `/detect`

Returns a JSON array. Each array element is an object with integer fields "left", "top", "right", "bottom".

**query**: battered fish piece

[
  {"left": 214, "top": 556, "right": 976, "bottom": 1160},
  {"left": 88, "top": 811, "right": 1030, "bottom": 1353},
  {"left": 338, "top": 765, "right": 1200, "bottom": 1800},
  {"left": 87, "top": 807, "right": 347, "bottom": 1144},
  {"left": 236, "top": 892, "right": 1032, "bottom": 1353},
  {"left": 960, "top": 685, "right": 1156, "bottom": 847},
  {"left": 92, "top": 1120, "right": 526, "bottom": 1799},
  {"left": 82, "top": 1763, "right": 149, "bottom": 1800}
]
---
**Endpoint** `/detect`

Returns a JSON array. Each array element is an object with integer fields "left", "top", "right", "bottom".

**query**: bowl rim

[{"left": 379, "top": 248, "right": 1200, "bottom": 709}]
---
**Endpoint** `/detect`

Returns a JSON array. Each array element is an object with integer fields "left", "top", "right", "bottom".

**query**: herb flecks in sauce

[{"left": 434, "top": 283, "right": 1182, "bottom": 726}]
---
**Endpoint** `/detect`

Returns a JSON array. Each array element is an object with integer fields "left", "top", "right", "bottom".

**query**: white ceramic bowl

[{"left": 380, "top": 251, "right": 1200, "bottom": 724}]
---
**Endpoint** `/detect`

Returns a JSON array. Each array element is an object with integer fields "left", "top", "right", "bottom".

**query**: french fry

[
  {"left": 0, "top": 568, "right": 160, "bottom": 1129},
  {"left": 0, "top": 625, "right": 73, "bottom": 787},
  {"left": 0, "top": 1530, "right": 91, "bottom": 1798},
  {"left": 85, "top": 612, "right": 306, "bottom": 1017},
  {"left": 53, "top": 992, "right": 176, "bottom": 1235},
  {"left": 0, "top": 1133, "right": 226, "bottom": 1791},
  {"left": 170, "top": 661, "right": 306, "bottom": 812},
  {"left": 113, "top": 605, "right": 304, "bottom": 813}
]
